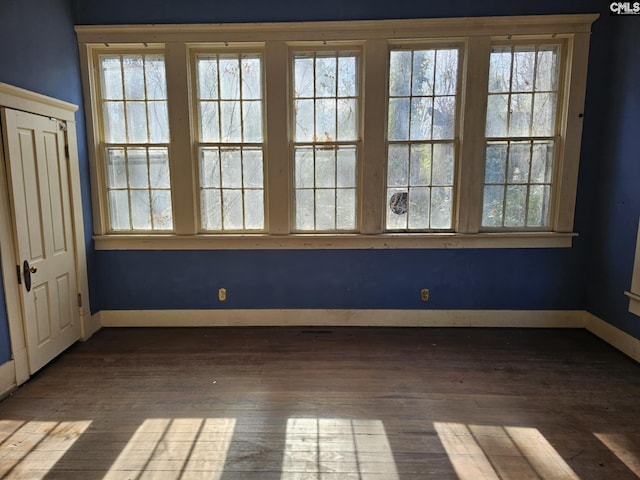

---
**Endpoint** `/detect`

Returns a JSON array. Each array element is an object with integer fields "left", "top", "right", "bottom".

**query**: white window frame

[{"left": 76, "top": 14, "right": 598, "bottom": 250}]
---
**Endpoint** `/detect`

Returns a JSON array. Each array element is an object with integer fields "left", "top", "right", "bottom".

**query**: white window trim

[{"left": 76, "top": 14, "right": 598, "bottom": 250}]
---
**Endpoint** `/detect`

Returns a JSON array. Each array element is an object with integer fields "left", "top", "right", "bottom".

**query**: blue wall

[
  {"left": 0, "top": 0, "right": 93, "bottom": 364},
  {"left": 76, "top": 0, "right": 612, "bottom": 321},
  {"left": 1, "top": 0, "right": 637, "bottom": 365},
  {"left": 586, "top": 19, "right": 640, "bottom": 339}
]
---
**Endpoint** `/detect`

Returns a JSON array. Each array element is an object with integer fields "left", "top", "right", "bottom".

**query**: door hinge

[
  {"left": 77, "top": 293, "right": 82, "bottom": 308},
  {"left": 64, "top": 144, "right": 70, "bottom": 159},
  {"left": 16, "top": 265, "right": 21, "bottom": 285}
]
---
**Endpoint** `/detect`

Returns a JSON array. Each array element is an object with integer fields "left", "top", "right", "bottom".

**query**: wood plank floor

[{"left": 0, "top": 327, "right": 639, "bottom": 479}]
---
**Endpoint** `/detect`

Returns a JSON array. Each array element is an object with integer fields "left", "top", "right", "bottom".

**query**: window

[
  {"left": 195, "top": 52, "right": 265, "bottom": 232},
  {"left": 76, "top": 14, "right": 597, "bottom": 249},
  {"left": 98, "top": 53, "right": 172, "bottom": 231},
  {"left": 292, "top": 51, "right": 359, "bottom": 231},
  {"left": 386, "top": 47, "right": 459, "bottom": 231},
  {"left": 482, "top": 44, "right": 560, "bottom": 229}
]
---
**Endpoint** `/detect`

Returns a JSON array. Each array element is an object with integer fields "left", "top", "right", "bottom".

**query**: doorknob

[{"left": 22, "top": 260, "right": 36, "bottom": 292}]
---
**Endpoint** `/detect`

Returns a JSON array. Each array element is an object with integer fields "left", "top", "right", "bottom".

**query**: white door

[{"left": 1, "top": 108, "right": 80, "bottom": 374}]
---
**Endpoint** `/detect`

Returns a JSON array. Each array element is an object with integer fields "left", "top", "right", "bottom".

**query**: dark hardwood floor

[{"left": 0, "top": 327, "right": 639, "bottom": 479}]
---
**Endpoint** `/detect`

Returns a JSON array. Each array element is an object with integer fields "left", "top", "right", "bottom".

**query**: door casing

[{"left": 0, "top": 82, "right": 94, "bottom": 390}]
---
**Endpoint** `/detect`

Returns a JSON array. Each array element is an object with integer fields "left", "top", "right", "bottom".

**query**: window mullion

[
  {"left": 165, "top": 42, "right": 197, "bottom": 234},
  {"left": 264, "top": 41, "right": 291, "bottom": 234},
  {"left": 361, "top": 39, "right": 388, "bottom": 235},
  {"left": 456, "top": 36, "right": 491, "bottom": 234}
]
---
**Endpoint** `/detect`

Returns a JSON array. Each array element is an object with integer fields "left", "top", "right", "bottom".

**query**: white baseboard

[
  {"left": 99, "top": 309, "right": 586, "bottom": 328},
  {"left": 0, "top": 360, "right": 16, "bottom": 400},
  {"left": 584, "top": 312, "right": 640, "bottom": 363}
]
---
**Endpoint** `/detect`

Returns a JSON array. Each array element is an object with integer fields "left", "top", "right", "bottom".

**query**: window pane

[
  {"left": 488, "top": 47, "right": 512, "bottom": 93},
  {"left": 295, "top": 189, "right": 314, "bottom": 230},
  {"left": 315, "top": 189, "right": 336, "bottom": 230},
  {"left": 151, "top": 190, "right": 173, "bottom": 230},
  {"left": 336, "top": 147, "right": 357, "bottom": 188},
  {"left": 199, "top": 102, "right": 220, "bottom": 143},
  {"left": 130, "top": 189, "right": 152, "bottom": 229},
  {"left": 241, "top": 56, "right": 261, "bottom": 100},
  {"left": 485, "top": 142, "right": 507, "bottom": 184},
  {"left": 433, "top": 95, "right": 455, "bottom": 140},
  {"left": 220, "top": 148, "right": 242, "bottom": 188},
  {"left": 145, "top": 55, "right": 167, "bottom": 100},
  {"left": 338, "top": 56, "right": 357, "bottom": 97},
  {"left": 101, "top": 56, "right": 123, "bottom": 100},
  {"left": 337, "top": 98, "right": 357, "bottom": 141},
  {"left": 108, "top": 190, "right": 130, "bottom": 230},
  {"left": 507, "top": 142, "right": 531, "bottom": 184},
  {"left": 388, "top": 98, "right": 410, "bottom": 141},
  {"left": 104, "top": 102, "right": 126, "bottom": 143},
  {"left": 434, "top": 49, "right": 458, "bottom": 96},
  {"left": 220, "top": 101, "right": 242, "bottom": 142},
  {"left": 123, "top": 55, "right": 145, "bottom": 100},
  {"left": 336, "top": 188, "right": 356, "bottom": 230},
  {"left": 148, "top": 101, "right": 169, "bottom": 143},
  {"left": 294, "top": 56, "right": 314, "bottom": 98},
  {"left": 482, "top": 185, "right": 504, "bottom": 227},
  {"left": 386, "top": 188, "right": 408, "bottom": 230},
  {"left": 201, "top": 189, "right": 222, "bottom": 230},
  {"left": 532, "top": 92, "right": 556, "bottom": 136},
  {"left": 200, "top": 148, "right": 221, "bottom": 188},
  {"left": 316, "top": 56, "right": 337, "bottom": 98},
  {"left": 432, "top": 143, "right": 454, "bottom": 186},
  {"left": 486, "top": 94, "right": 508, "bottom": 137},
  {"left": 149, "top": 148, "right": 170, "bottom": 189},
  {"left": 431, "top": 186, "right": 452, "bottom": 229},
  {"left": 244, "top": 190, "right": 264, "bottom": 230},
  {"left": 295, "top": 99, "right": 315, "bottom": 142},
  {"left": 242, "top": 148, "right": 264, "bottom": 189},
  {"left": 389, "top": 51, "right": 411, "bottom": 97},
  {"left": 315, "top": 149, "right": 336, "bottom": 188},
  {"left": 106, "top": 147, "right": 127, "bottom": 188},
  {"left": 512, "top": 47, "right": 535, "bottom": 92},
  {"left": 127, "top": 148, "right": 149, "bottom": 188},
  {"left": 295, "top": 147, "right": 314, "bottom": 188},
  {"left": 219, "top": 57, "right": 240, "bottom": 100},
  {"left": 410, "top": 97, "right": 433, "bottom": 140},
  {"left": 197, "top": 57, "right": 219, "bottom": 100},
  {"left": 242, "top": 100, "right": 263, "bottom": 143},
  {"left": 535, "top": 47, "right": 559, "bottom": 92},
  {"left": 222, "top": 189, "right": 243, "bottom": 229},
  {"left": 412, "top": 50, "right": 435, "bottom": 96},
  {"left": 504, "top": 185, "right": 527, "bottom": 227},
  {"left": 408, "top": 187, "right": 430, "bottom": 229},
  {"left": 387, "top": 145, "right": 409, "bottom": 187},
  {"left": 409, "top": 144, "right": 431, "bottom": 186},
  {"left": 531, "top": 140, "right": 554, "bottom": 184},
  {"left": 509, "top": 93, "right": 533, "bottom": 137},
  {"left": 315, "top": 99, "right": 336, "bottom": 142},
  {"left": 126, "top": 102, "right": 148, "bottom": 143}
]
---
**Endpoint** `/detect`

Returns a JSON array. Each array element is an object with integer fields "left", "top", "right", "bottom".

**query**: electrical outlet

[
  {"left": 420, "top": 288, "right": 430, "bottom": 302},
  {"left": 218, "top": 288, "right": 227, "bottom": 301}
]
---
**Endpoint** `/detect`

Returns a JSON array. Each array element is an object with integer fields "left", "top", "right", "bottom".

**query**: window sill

[
  {"left": 625, "top": 291, "right": 640, "bottom": 317},
  {"left": 93, "top": 231, "right": 577, "bottom": 250}
]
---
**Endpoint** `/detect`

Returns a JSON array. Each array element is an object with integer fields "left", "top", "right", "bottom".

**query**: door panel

[{"left": 1, "top": 108, "right": 80, "bottom": 373}]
